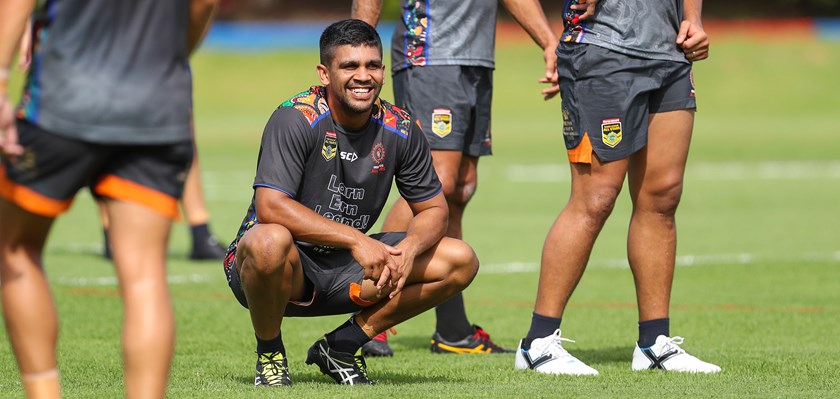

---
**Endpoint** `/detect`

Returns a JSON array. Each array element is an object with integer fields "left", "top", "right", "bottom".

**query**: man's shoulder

[
  {"left": 277, "top": 86, "right": 330, "bottom": 127},
  {"left": 371, "top": 98, "right": 413, "bottom": 139}
]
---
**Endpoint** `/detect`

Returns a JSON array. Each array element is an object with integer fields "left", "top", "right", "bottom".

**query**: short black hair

[{"left": 319, "top": 19, "right": 382, "bottom": 65}]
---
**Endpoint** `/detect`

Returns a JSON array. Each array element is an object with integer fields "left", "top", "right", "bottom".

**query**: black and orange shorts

[
  {"left": 556, "top": 42, "right": 696, "bottom": 163},
  {"left": 224, "top": 229, "right": 406, "bottom": 317},
  {"left": 0, "top": 120, "right": 193, "bottom": 219}
]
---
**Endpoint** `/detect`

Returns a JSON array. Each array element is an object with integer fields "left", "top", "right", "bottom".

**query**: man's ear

[{"left": 317, "top": 64, "right": 330, "bottom": 85}]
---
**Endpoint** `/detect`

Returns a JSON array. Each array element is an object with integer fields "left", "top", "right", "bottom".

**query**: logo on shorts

[
  {"left": 601, "top": 118, "right": 622, "bottom": 148},
  {"left": 322, "top": 131, "right": 337, "bottom": 161},
  {"left": 431, "top": 108, "right": 452, "bottom": 138},
  {"left": 370, "top": 141, "right": 386, "bottom": 173},
  {"left": 562, "top": 108, "right": 575, "bottom": 138}
]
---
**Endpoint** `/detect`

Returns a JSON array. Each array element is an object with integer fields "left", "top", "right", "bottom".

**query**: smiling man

[{"left": 222, "top": 19, "right": 478, "bottom": 387}]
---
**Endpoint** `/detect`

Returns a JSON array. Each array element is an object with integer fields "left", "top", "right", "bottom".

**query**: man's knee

[
  {"left": 440, "top": 177, "right": 477, "bottom": 208},
  {"left": 237, "top": 224, "right": 295, "bottom": 277},
  {"left": 574, "top": 185, "right": 622, "bottom": 222},
  {"left": 438, "top": 238, "right": 479, "bottom": 289},
  {"left": 639, "top": 177, "right": 684, "bottom": 217}
]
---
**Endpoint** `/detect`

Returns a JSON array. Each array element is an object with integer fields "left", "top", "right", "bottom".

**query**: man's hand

[
  {"left": 677, "top": 19, "right": 709, "bottom": 62},
  {"left": 570, "top": 0, "right": 599, "bottom": 21},
  {"left": 387, "top": 244, "right": 419, "bottom": 299},
  {"left": 0, "top": 93, "right": 23, "bottom": 157},
  {"left": 351, "top": 236, "right": 403, "bottom": 295},
  {"left": 539, "top": 46, "right": 559, "bottom": 100}
]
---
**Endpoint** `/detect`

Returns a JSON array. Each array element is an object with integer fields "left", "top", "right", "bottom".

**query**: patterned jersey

[
  {"left": 391, "top": 0, "right": 497, "bottom": 72},
  {"left": 234, "top": 86, "right": 441, "bottom": 243},
  {"left": 561, "top": 0, "right": 689, "bottom": 63},
  {"left": 16, "top": 0, "right": 193, "bottom": 144}
]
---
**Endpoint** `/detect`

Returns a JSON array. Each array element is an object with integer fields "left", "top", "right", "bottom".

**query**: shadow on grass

[
  {"left": 223, "top": 369, "right": 460, "bottom": 386},
  {"left": 573, "top": 346, "right": 632, "bottom": 366}
]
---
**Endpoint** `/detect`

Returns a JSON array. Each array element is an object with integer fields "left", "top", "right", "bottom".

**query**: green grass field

[{"left": 1, "top": 38, "right": 839, "bottom": 398}]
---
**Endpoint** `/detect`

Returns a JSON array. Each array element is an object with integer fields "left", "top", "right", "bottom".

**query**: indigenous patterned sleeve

[
  {"left": 395, "top": 118, "right": 442, "bottom": 202},
  {"left": 252, "top": 107, "right": 315, "bottom": 199}
]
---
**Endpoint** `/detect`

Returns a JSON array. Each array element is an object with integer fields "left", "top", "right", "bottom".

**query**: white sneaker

[
  {"left": 632, "top": 335, "right": 721, "bottom": 373},
  {"left": 514, "top": 330, "right": 599, "bottom": 376}
]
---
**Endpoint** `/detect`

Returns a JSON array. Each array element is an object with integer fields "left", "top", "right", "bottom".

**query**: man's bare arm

[
  {"left": 351, "top": 0, "right": 383, "bottom": 27},
  {"left": 188, "top": 0, "right": 219, "bottom": 55}
]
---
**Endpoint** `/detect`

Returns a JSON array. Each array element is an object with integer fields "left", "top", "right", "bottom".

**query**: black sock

[
  {"left": 435, "top": 293, "right": 474, "bottom": 341},
  {"left": 191, "top": 223, "right": 212, "bottom": 245},
  {"left": 325, "top": 317, "right": 370, "bottom": 354},
  {"left": 102, "top": 228, "right": 112, "bottom": 259},
  {"left": 638, "top": 318, "right": 670, "bottom": 348},
  {"left": 256, "top": 331, "right": 285, "bottom": 355},
  {"left": 522, "top": 312, "right": 562, "bottom": 349}
]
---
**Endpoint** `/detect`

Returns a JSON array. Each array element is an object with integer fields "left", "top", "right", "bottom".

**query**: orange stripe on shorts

[
  {"left": 0, "top": 165, "right": 73, "bottom": 217},
  {"left": 567, "top": 132, "right": 593, "bottom": 164},
  {"left": 349, "top": 282, "right": 378, "bottom": 307},
  {"left": 94, "top": 175, "right": 180, "bottom": 220}
]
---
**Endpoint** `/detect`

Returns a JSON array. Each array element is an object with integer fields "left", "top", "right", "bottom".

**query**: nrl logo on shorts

[
  {"left": 322, "top": 131, "right": 337, "bottom": 161},
  {"left": 601, "top": 118, "right": 622, "bottom": 148},
  {"left": 431, "top": 108, "right": 452, "bottom": 138}
]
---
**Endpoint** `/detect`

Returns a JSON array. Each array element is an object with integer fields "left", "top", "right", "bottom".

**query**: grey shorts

[
  {"left": 1, "top": 120, "right": 193, "bottom": 219},
  {"left": 556, "top": 42, "right": 696, "bottom": 163},
  {"left": 392, "top": 65, "right": 493, "bottom": 157},
  {"left": 224, "top": 230, "right": 406, "bottom": 317}
]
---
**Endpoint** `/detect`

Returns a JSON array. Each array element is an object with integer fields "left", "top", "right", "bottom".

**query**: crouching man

[{"left": 223, "top": 19, "right": 478, "bottom": 386}]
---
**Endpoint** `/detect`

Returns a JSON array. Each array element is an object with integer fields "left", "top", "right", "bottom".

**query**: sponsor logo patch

[
  {"left": 431, "top": 108, "right": 452, "bottom": 138},
  {"left": 601, "top": 118, "right": 622, "bottom": 148},
  {"left": 370, "top": 141, "right": 386, "bottom": 173},
  {"left": 322, "top": 131, "right": 337, "bottom": 161}
]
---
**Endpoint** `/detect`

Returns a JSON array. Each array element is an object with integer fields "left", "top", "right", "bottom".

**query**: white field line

[
  {"left": 56, "top": 274, "right": 215, "bottom": 287},
  {"left": 480, "top": 250, "right": 840, "bottom": 274},
  {"left": 51, "top": 250, "right": 839, "bottom": 286},
  {"left": 506, "top": 160, "right": 840, "bottom": 183}
]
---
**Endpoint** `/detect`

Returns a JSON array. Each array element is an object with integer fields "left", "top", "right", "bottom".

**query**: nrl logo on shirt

[
  {"left": 431, "top": 108, "right": 452, "bottom": 138},
  {"left": 322, "top": 131, "right": 337, "bottom": 161}
]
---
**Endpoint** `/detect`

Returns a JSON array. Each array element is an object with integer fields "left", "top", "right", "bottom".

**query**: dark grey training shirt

[
  {"left": 234, "top": 86, "right": 442, "bottom": 241},
  {"left": 391, "top": 0, "right": 498, "bottom": 72},
  {"left": 561, "top": 0, "right": 689, "bottom": 63},
  {"left": 17, "top": 0, "right": 193, "bottom": 144}
]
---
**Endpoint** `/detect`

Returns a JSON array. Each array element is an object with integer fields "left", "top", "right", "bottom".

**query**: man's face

[{"left": 318, "top": 44, "right": 385, "bottom": 116}]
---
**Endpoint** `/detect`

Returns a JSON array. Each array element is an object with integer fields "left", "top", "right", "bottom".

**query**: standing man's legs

[
  {"left": 626, "top": 110, "right": 692, "bottom": 338},
  {"left": 533, "top": 156, "right": 628, "bottom": 320},
  {"left": 381, "top": 150, "right": 479, "bottom": 342},
  {"left": 0, "top": 199, "right": 61, "bottom": 398},
  {"left": 181, "top": 156, "right": 227, "bottom": 260},
  {"left": 104, "top": 199, "right": 176, "bottom": 399}
]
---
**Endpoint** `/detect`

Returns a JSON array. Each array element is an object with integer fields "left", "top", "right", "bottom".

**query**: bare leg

[
  {"left": 105, "top": 199, "right": 175, "bottom": 399},
  {"left": 355, "top": 237, "right": 479, "bottom": 335},
  {"left": 180, "top": 157, "right": 210, "bottom": 226},
  {"left": 0, "top": 199, "right": 60, "bottom": 398},
  {"left": 533, "top": 155, "right": 629, "bottom": 318},
  {"left": 627, "top": 110, "right": 694, "bottom": 322}
]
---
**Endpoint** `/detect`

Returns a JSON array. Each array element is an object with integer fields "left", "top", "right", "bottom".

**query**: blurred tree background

[{"left": 216, "top": 0, "right": 840, "bottom": 20}]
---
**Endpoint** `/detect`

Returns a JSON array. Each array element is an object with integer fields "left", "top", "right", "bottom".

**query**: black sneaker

[
  {"left": 305, "top": 337, "right": 374, "bottom": 385},
  {"left": 361, "top": 331, "right": 393, "bottom": 357},
  {"left": 189, "top": 235, "right": 227, "bottom": 260},
  {"left": 430, "top": 324, "right": 514, "bottom": 354},
  {"left": 254, "top": 351, "right": 291, "bottom": 387}
]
